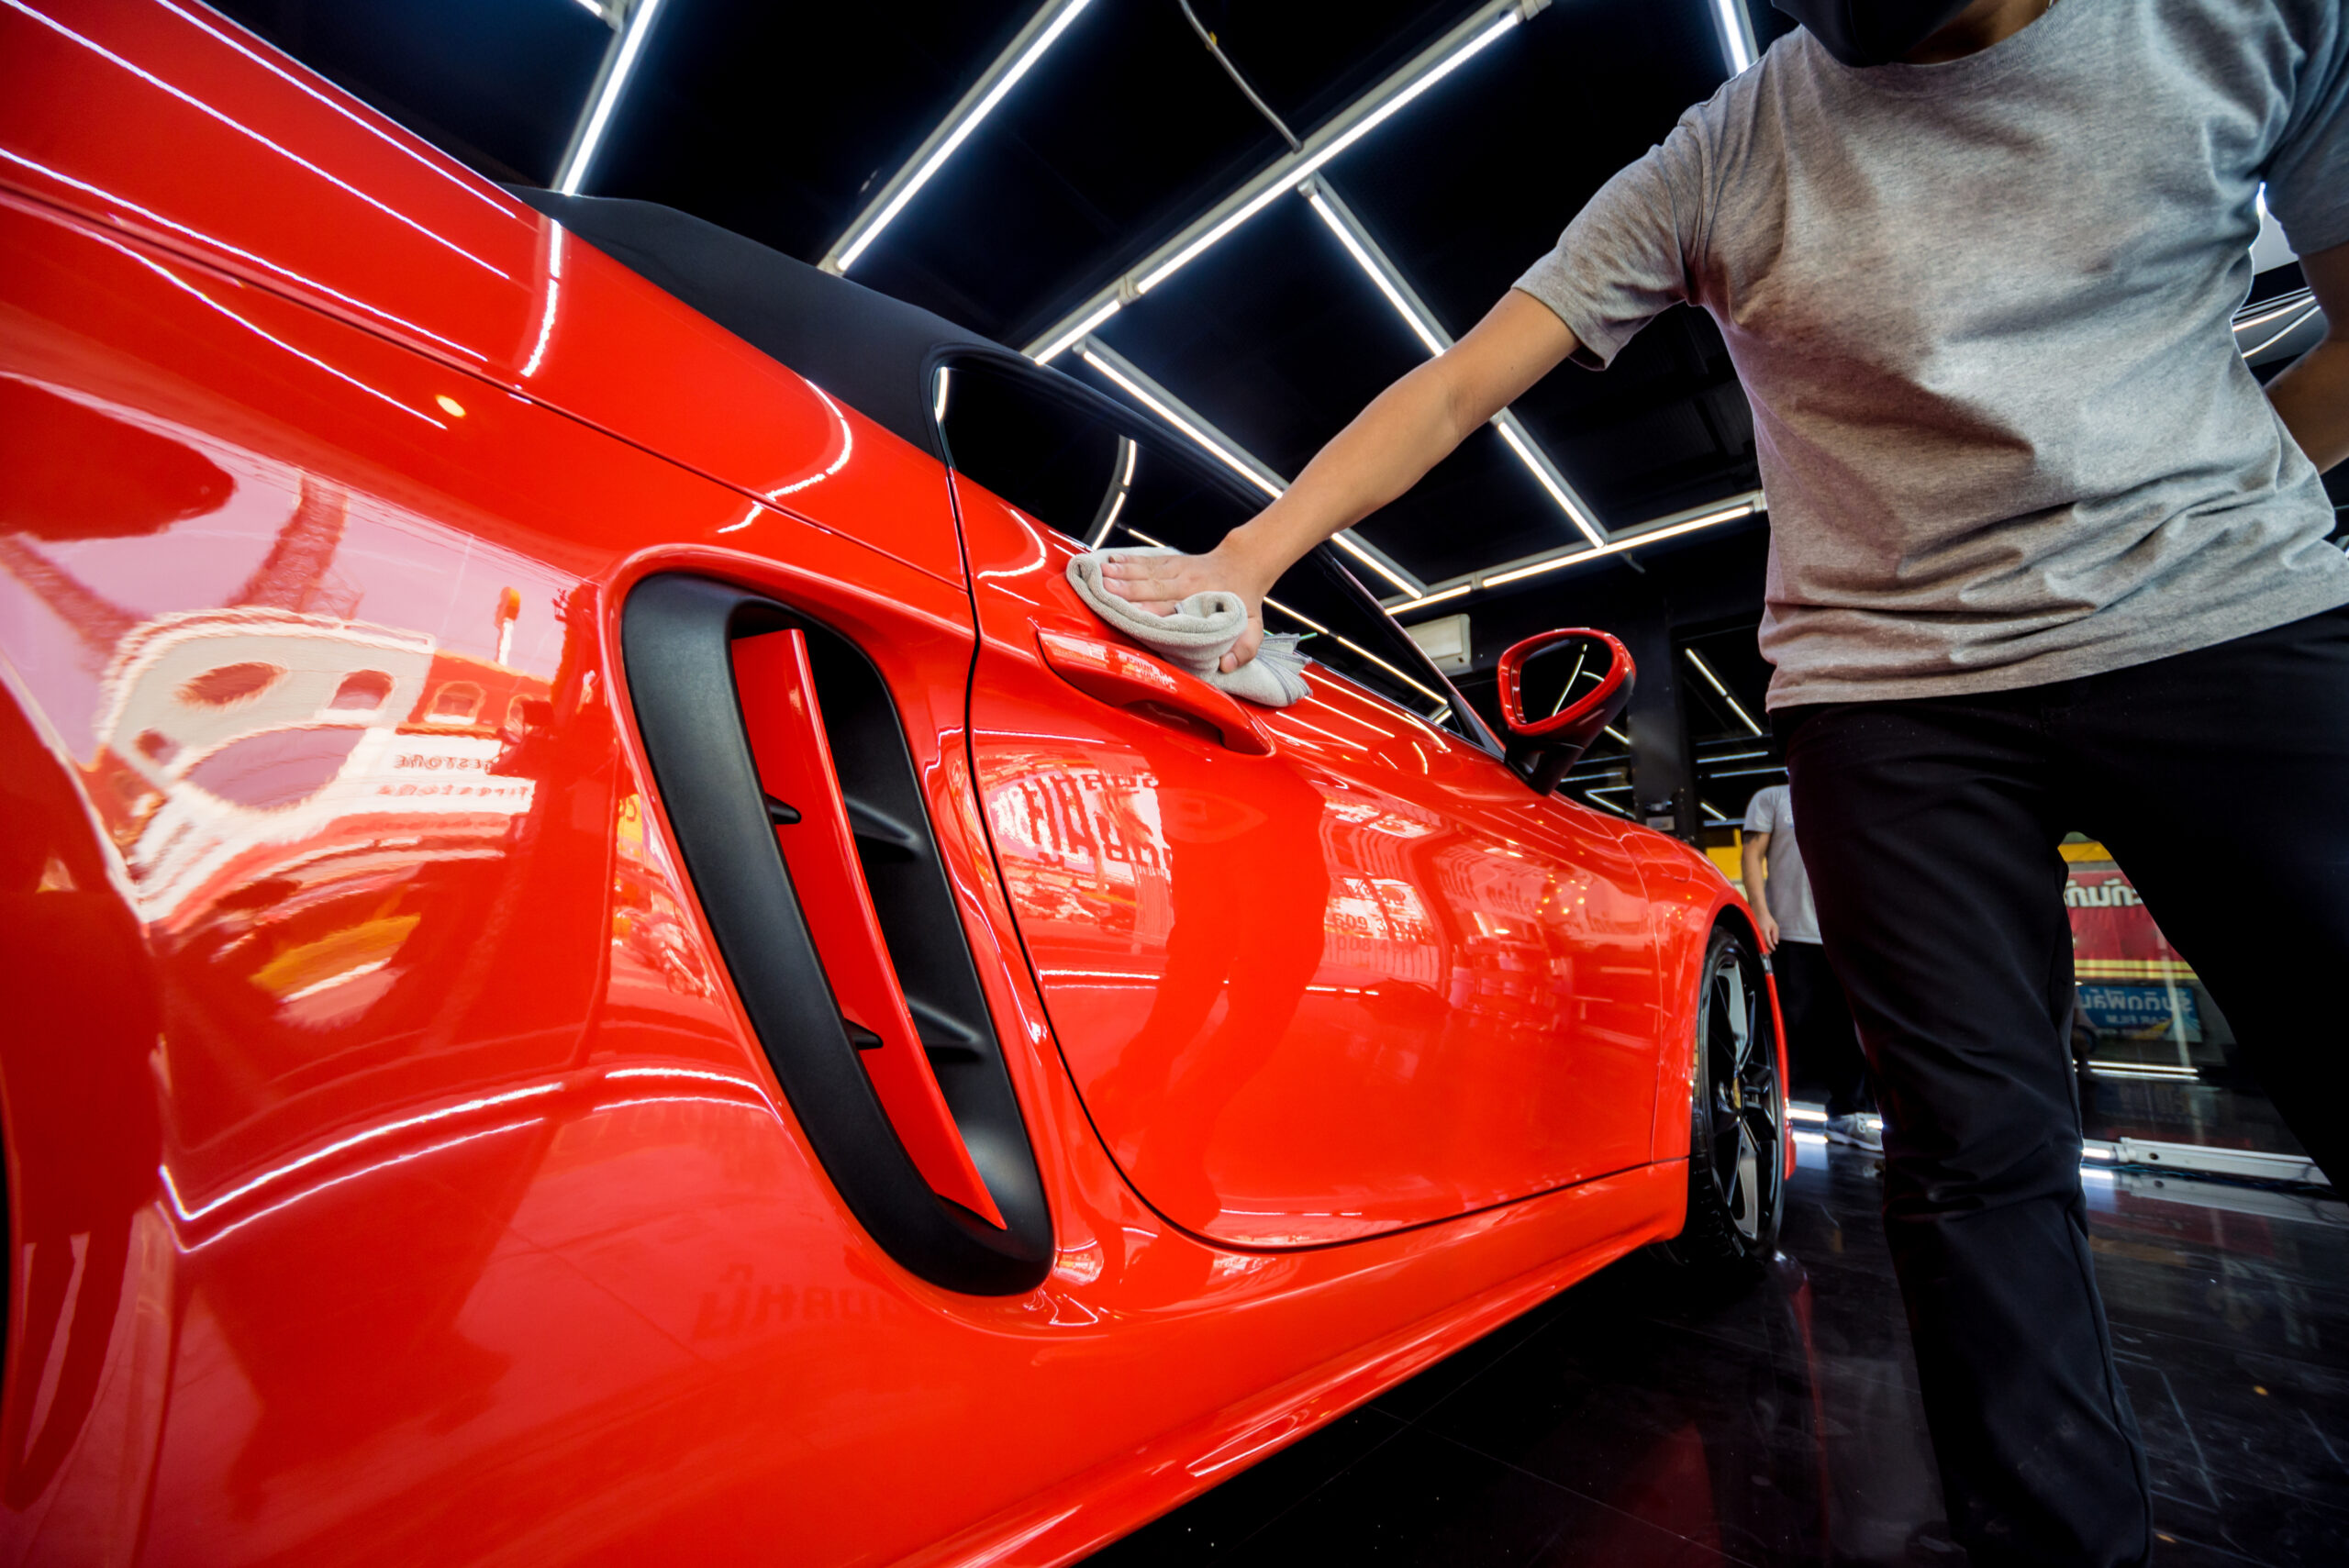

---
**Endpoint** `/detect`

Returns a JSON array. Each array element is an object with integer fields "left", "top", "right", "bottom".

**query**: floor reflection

[{"left": 1090, "top": 1141, "right": 2349, "bottom": 1566}]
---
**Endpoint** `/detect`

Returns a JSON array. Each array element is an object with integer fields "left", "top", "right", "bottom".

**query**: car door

[{"left": 944, "top": 361, "right": 1664, "bottom": 1247}]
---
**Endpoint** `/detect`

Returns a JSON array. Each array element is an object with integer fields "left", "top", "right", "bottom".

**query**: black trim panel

[{"left": 622, "top": 573, "right": 1051, "bottom": 1294}]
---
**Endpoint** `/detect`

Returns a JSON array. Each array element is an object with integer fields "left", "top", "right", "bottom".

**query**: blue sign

[{"left": 2078, "top": 984, "right": 2201, "bottom": 1043}]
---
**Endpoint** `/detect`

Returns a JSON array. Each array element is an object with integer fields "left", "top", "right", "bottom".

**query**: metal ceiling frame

[
  {"left": 1302, "top": 176, "right": 1608, "bottom": 549},
  {"left": 818, "top": 0, "right": 1097, "bottom": 274},
  {"left": 1070, "top": 339, "right": 1431, "bottom": 599},
  {"left": 1021, "top": 0, "right": 1551, "bottom": 361},
  {"left": 554, "top": 0, "right": 668, "bottom": 195}
]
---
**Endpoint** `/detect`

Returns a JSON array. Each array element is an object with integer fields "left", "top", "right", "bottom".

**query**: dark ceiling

[
  {"left": 201, "top": 0, "right": 2339, "bottom": 827},
  {"left": 209, "top": 0, "right": 1794, "bottom": 590}
]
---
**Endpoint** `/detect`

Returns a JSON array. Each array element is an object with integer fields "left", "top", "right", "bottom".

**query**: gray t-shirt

[
  {"left": 1515, "top": 0, "right": 2349, "bottom": 708},
  {"left": 1742, "top": 784, "right": 1819, "bottom": 944}
]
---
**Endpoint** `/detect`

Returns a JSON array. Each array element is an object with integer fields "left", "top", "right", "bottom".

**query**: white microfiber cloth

[{"left": 1066, "top": 548, "right": 1311, "bottom": 708}]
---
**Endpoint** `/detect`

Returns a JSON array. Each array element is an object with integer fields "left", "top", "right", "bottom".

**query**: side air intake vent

[{"left": 622, "top": 573, "right": 1050, "bottom": 1294}]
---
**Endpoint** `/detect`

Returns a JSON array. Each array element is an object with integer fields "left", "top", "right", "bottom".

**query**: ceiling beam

[
  {"left": 554, "top": 0, "right": 668, "bottom": 195},
  {"left": 1302, "top": 176, "right": 1607, "bottom": 549},
  {"left": 1390, "top": 490, "right": 1768, "bottom": 614},
  {"left": 1023, "top": 0, "right": 1550, "bottom": 361}
]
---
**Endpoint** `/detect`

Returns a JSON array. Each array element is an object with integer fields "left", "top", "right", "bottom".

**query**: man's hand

[
  {"left": 1096, "top": 291, "right": 1580, "bottom": 673},
  {"left": 1099, "top": 539, "right": 1277, "bottom": 673},
  {"left": 1739, "top": 829, "right": 1776, "bottom": 951}
]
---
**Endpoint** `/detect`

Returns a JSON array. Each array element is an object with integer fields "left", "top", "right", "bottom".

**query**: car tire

[{"left": 1661, "top": 923, "right": 1787, "bottom": 1271}]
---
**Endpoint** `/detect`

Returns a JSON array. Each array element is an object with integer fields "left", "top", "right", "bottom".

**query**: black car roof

[{"left": 509, "top": 189, "right": 1114, "bottom": 466}]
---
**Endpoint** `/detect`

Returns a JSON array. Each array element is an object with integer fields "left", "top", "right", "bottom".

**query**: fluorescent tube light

[
  {"left": 829, "top": 0, "right": 1095, "bottom": 272},
  {"left": 1492, "top": 413, "right": 1607, "bottom": 547},
  {"left": 1135, "top": 9, "right": 1521, "bottom": 295},
  {"left": 932, "top": 366, "right": 952, "bottom": 426},
  {"left": 555, "top": 0, "right": 668, "bottom": 195},
  {"left": 1307, "top": 190, "right": 1446, "bottom": 355},
  {"left": 1332, "top": 531, "right": 1422, "bottom": 598},
  {"left": 1482, "top": 501, "right": 1757, "bottom": 587},
  {"left": 1398, "top": 584, "right": 1474, "bottom": 613},
  {"left": 1684, "top": 648, "right": 1764, "bottom": 737},
  {"left": 1033, "top": 299, "right": 1120, "bottom": 365},
  {"left": 1712, "top": 0, "right": 1756, "bottom": 73},
  {"left": 1080, "top": 350, "right": 1279, "bottom": 498}
]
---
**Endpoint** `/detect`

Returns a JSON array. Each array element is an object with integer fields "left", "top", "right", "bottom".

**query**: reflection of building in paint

[{"left": 84, "top": 606, "right": 551, "bottom": 926}]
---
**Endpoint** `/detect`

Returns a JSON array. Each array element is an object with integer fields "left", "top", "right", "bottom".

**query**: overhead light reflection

[{"left": 9, "top": 0, "right": 510, "bottom": 277}]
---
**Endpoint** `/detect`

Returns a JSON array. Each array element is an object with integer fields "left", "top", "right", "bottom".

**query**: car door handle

[{"left": 1036, "top": 628, "right": 1272, "bottom": 755}]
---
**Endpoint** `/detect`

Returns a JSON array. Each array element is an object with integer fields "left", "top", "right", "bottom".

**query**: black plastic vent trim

[{"left": 621, "top": 573, "right": 1051, "bottom": 1294}]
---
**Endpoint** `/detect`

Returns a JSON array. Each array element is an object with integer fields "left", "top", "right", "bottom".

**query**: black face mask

[{"left": 1770, "top": 0, "right": 1980, "bottom": 66}]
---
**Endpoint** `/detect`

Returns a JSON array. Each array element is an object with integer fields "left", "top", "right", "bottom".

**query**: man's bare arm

[
  {"left": 2268, "top": 239, "right": 2349, "bottom": 473},
  {"left": 1101, "top": 290, "right": 1579, "bottom": 669},
  {"left": 1740, "top": 831, "right": 1779, "bottom": 951}
]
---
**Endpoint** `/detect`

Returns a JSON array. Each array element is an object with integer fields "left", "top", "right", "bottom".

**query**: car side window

[{"left": 938, "top": 361, "right": 1492, "bottom": 751}]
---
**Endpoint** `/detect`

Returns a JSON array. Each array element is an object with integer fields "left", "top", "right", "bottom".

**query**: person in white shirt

[{"left": 1742, "top": 782, "right": 1876, "bottom": 1148}]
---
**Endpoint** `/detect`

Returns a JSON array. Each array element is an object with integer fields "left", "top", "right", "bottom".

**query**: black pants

[
  {"left": 1771, "top": 939, "right": 1871, "bottom": 1118},
  {"left": 1782, "top": 605, "right": 2349, "bottom": 1568}
]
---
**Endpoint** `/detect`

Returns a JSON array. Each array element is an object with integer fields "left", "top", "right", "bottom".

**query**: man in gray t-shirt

[{"left": 1103, "top": 3, "right": 2347, "bottom": 1562}]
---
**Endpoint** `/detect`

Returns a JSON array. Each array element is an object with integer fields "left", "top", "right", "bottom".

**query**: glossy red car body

[{"left": 0, "top": 4, "right": 1782, "bottom": 1562}]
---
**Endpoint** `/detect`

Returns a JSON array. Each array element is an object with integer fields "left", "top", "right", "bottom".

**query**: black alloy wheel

[{"left": 1665, "top": 925, "right": 1787, "bottom": 1268}]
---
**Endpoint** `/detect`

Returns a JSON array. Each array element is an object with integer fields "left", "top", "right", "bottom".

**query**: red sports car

[{"left": 0, "top": 3, "right": 1787, "bottom": 1561}]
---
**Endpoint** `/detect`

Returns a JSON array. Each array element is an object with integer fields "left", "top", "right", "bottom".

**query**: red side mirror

[{"left": 1496, "top": 628, "right": 1635, "bottom": 795}]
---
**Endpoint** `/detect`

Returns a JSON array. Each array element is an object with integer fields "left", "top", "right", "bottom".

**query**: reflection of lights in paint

[
  {"left": 1032, "top": 299, "right": 1119, "bottom": 366},
  {"left": 278, "top": 955, "right": 391, "bottom": 1003},
  {"left": 932, "top": 365, "right": 952, "bottom": 425},
  {"left": 86, "top": 230, "right": 446, "bottom": 428},
  {"left": 520, "top": 225, "right": 565, "bottom": 378},
  {"left": 1263, "top": 595, "right": 1449, "bottom": 707},
  {"left": 180, "top": 1119, "right": 545, "bottom": 1251},
  {"left": 771, "top": 388, "right": 854, "bottom": 496},
  {"left": 830, "top": 0, "right": 1097, "bottom": 272},
  {"left": 1087, "top": 437, "right": 1139, "bottom": 547},
  {"left": 605, "top": 1064, "right": 765, "bottom": 1092},
  {"left": 0, "top": 149, "right": 488, "bottom": 361},
  {"left": 151, "top": 0, "right": 510, "bottom": 214},
  {"left": 435, "top": 395, "right": 467, "bottom": 417},
  {"left": 159, "top": 1080, "right": 563, "bottom": 1223},
  {"left": 592, "top": 1094, "right": 774, "bottom": 1115},
  {"left": 714, "top": 506, "right": 760, "bottom": 535},
  {"left": 1135, "top": 11, "right": 1520, "bottom": 295},
  {"left": 7, "top": 0, "right": 510, "bottom": 278}
]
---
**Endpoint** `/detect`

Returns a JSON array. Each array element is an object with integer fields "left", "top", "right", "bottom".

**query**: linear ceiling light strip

[
  {"left": 1303, "top": 180, "right": 1607, "bottom": 549},
  {"left": 1023, "top": 0, "right": 1547, "bottom": 359},
  {"left": 1712, "top": 0, "right": 1759, "bottom": 74},
  {"left": 1683, "top": 648, "right": 1764, "bottom": 737},
  {"left": 1390, "top": 493, "right": 1765, "bottom": 614},
  {"left": 822, "top": 0, "right": 1097, "bottom": 273},
  {"left": 554, "top": 0, "right": 670, "bottom": 195},
  {"left": 1073, "top": 339, "right": 1428, "bottom": 599}
]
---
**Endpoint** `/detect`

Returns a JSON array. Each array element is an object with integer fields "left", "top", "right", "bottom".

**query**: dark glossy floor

[
  {"left": 2081, "top": 1071, "right": 2310, "bottom": 1160},
  {"left": 1089, "top": 1138, "right": 2349, "bottom": 1566}
]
